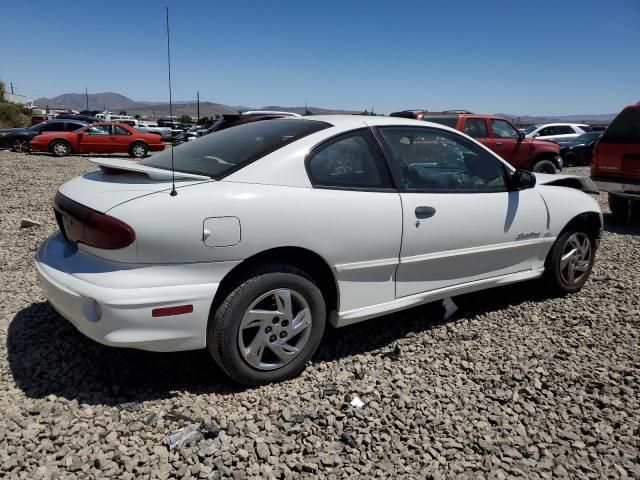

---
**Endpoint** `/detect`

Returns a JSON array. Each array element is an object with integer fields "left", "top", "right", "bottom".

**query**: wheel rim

[
  {"left": 132, "top": 144, "right": 145, "bottom": 157},
  {"left": 53, "top": 142, "right": 68, "bottom": 155},
  {"left": 559, "top": 232, "right": 592, "bottom": 285},
  {"left": 13, "top": 139, "right": 28, "bottom": 153},
  {"left": 238, "top": 288, "right": 313, "bottom": 371},
  {"left": 535, "top": 163, "right": 555, "bottom": 174}
]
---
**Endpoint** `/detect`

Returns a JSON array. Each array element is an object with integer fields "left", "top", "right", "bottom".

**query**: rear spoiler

[{"left": 89, "top": 158, "right": 211, "bottom": 181}]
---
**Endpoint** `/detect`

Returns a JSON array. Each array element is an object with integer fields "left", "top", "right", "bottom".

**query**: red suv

[
  {"left": 591, "top": 103, "right": 640, "bottom": 222},
  {"left": 390, "top": 111, "right": 562, "bottom": 173}
]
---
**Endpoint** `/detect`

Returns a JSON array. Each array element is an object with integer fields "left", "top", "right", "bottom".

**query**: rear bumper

[
  {"left": 35, "top": 232, "right": 238, "bottom": 352},
  {"left": 592, "top": 176, "right": 640, "bottom": 194}
]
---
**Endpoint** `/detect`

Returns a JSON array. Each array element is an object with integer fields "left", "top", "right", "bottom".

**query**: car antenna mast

[{"left": 166, "top": 7, "right": 177, "bottom": 197}]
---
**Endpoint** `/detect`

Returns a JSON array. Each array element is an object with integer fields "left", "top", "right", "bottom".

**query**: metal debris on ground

[
  {"left": 167, "top": 422, "right": 203, "bottom": 451},
  {"left": 144, "top": 413, "right": 158, "bottom": 427},
  {"left": 443, "top": 297, "right": 458, "bottom": 320},
  {"left": 322, "top": 386, "right": 337, "bottom": 397},
  {"left": 201, "top": 424, "right": 221, "bottom": 439},
  {"left": 118, "top": 402, "right": 142, "bottom": 412}
]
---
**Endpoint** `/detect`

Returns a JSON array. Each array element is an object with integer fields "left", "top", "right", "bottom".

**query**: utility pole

[
  {"left": 10, "top": 82, "right": 15, "bottom": 94},
  {"left": 85, "top": 87, "right": 89, "bottom": 112},
  {"left": 197, "top": 91, "right": 200, "bottom": 123}
]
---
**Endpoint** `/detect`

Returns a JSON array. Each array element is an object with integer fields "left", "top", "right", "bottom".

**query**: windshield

[
  {"left": 523, "top": 125, "right": 539, "bottom": 135},
  {"left": 142, "top": 118, "right": 331, "bottom": 179},
  {"left": 567, "top": 132, "right": 601, "bottom": 145}
]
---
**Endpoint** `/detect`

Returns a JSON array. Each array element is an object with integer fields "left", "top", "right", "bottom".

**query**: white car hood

[
  {"left": 533, "top": 173, "right": 599, "bottom": 194},
  {"left": 57, "top": 158, "right": 211, "bottom": 213}
]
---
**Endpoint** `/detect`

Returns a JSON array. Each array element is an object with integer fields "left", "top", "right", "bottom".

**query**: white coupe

[{"left": 36, "top": 116, "right": 602, "bottom": 385}]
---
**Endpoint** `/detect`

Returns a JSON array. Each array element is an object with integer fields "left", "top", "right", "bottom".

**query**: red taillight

[
  {"left": 54, "top": 193, "right": 135, "bottom": 250},
  {"left": 83, "top": 211, "right": 136, "bottom": 249},
  {"left": 152, "top": 305, "right": 194, "bottom": 317}
]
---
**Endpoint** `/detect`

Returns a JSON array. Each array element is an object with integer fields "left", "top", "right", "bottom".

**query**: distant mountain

[
  {"left": 500, "top": 113, "right": 616, "bottom": 126},
  {"left": 33, "top": 92, "right": 358, "bottom": 118}
]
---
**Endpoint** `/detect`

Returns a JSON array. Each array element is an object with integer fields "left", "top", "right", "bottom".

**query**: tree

[
  {"left": 197, "top": 116, "right": 211, "bottom": 125},
  {"left": 119, "top": 111, "right": 127, "bottom": 115},
  {"left": 0, "top": 79, "right": 31, "bottom": 128},
  {"left": 178, "top": 114, "right": 193, "bottom": 124}
]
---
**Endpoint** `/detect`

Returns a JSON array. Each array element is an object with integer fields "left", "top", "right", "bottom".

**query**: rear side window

[
  {"left": 114, "top": 126, "right": 131, "bottom": 135},
  {"left": 42, "top": 122, "right": 65, "bottom": 132},
  {"left": 601, "top": 107, "right": 640, "bottom": 144},
  {"left": 422, "top": 115, "right": 459, "bottom": 129},
  {"left": 143, "top": 119, "right": 331, "bottom": 179},
  {"left": 464, "top": 118, "right": 489, "bottom": 138},
  {"left": 555, "top": 125, "right": 575, "bottom": 135},
  {"left": 579, "top": 125, "right": 592, "bottom": 132},
  {"left": 307, "top": 130, "right": 392, "bottom": 189},
  {"left": 65, "top": 122, "right": 84, "bottom": 132},
  {"left": 538, "top": 127, "right": 555, "bottom": 136}
]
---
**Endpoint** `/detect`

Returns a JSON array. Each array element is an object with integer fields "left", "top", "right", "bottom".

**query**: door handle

[
  {"left": 415, "top": 206, "right": 436, "bottom": 218},
  {"left": 495, "top": 142, "right": 503, "bottom": 146}
]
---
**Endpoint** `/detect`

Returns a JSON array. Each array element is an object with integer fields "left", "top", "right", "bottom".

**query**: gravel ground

[{"left": 1, "top": 150, "right": 639, "bottom": 479}]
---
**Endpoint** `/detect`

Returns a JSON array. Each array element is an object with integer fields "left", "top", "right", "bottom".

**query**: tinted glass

[
  {"left": 491, "top": 119, "right": 519, "bottom": 139},
  {"left": 524, "top": 125, "right": 540, "bottom": 135},
  {"left": 65, "top": 122, "right": 84, "bottom": 132},
  {"left": 114, "top": 125, "right": 131, "bottom": 135},
  {"left": 379, "top": 127, "right": 507, "bottom": 192},
  {"left": 463, "top": 118, "right": 488, "bottom": 138},
  {"left": 422, "top": 115, "right": 459, "bottom": 128},
  {"left": 143, "top": 119, "right": 330, "bottom": 178},
  {"left": 41, "top": 122, "right": 66, "bottom": 132},
  {"left": 307, "top": 130, "right": 391, "bottom": 189},
  {"left": 600, "top": 107, "right": 640, "bottom": 144},
  {"left": 580, "top": 125, "right": 592, "bottom": 132},
  {"left": 567, "top": 132, "right": 601, "bottom": 145},
  {"left": 538, "top": 127, "right": 554, "bottom": 136},
  {"left": 87, "top": 125, "right": 112, "bottom": 135},
  {"left": 555, "top": 125, "right": 575, "bottom": 135}
]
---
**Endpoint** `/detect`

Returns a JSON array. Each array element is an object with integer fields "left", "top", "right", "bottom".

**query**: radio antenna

[{"left": 166, "top": 7, "right": 177, "bottom": 197}]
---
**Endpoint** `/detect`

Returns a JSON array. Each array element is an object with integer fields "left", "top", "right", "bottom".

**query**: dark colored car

[
  {"left": 0, "top": 119, "right": 88, "bottom": 152},
  {"left": 55, "top": 114, "right": 102, "bottom": 123},
  {"left": 558, "top": 132, "right": 603, "bottom": 166},
  {"left": 204, "top": 113, "right": 296, "bottom": 135},
  {"left": 390, "top": 110, "right": 562, "bottom": 173}
]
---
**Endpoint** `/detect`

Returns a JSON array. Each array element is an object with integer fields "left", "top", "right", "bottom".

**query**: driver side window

[{"left": 378, "top": 127, "right": 508, "bottom": 193}]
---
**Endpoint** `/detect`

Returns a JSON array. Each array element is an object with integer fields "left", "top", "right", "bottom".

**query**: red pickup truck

[
  {"left": 390, "top": 111, "right": 562, "bottom": 174},
  {"left": 591, "top": 103, "right": 640, "bottom": 222}
]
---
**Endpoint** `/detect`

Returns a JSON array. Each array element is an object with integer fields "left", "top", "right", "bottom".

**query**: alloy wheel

[
  {"left": 53, "top": 142, "right": 69, "bottom": 156},
  {"left": 559, "top": 232, "right": 592, "bottom": 285},
  {"left": 238, "top": 288, "right": 313, "bottom": 371},
  {"left": 12, "top": 139, "right": 29, "bottom": 153},
  {"left": 132, "top": 144, "right": 146, "bottom": 157}
]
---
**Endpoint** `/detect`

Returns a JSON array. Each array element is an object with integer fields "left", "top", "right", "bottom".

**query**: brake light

[{"left": 54, "top": 193, "right": 135, "bottom": 249}]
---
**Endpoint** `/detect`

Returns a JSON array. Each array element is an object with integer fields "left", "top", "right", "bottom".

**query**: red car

[
  {"left": 390, "top": 111, "right": 562, "bottom": 173},
  {"left": 29, "top": 122, "right": 165, "bottom": 158},
  {"left": 591, "top": 103, "right": 640, "bottom": 222}
]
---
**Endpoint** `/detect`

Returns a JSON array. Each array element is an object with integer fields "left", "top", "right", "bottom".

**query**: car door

[
  {"left": 374, "top": 126, "right": 548, "bottom": 298},
  {"left": 462, "top": 117, "right": 492, "bottom": 149},
  {"left": 77, "top": 125, "right": 113, "bottom": 153},
  {"left": 552, "top": 125, "right": 579, "bottom": 142},
  {"left": 113, "top": 125, "right": 134, "bottom": 153},
  {"left": 489, "top": 118, "right": 531, "bottom": 169}
]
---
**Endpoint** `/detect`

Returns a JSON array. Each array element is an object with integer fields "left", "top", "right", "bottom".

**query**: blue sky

[{"left": 1, "top": 0, "right": 638, "bottom": 115}]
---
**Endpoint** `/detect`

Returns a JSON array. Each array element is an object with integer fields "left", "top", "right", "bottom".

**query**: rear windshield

[
  {"left": 143, "top": 119, "right": 330, "bottom": 178},
  {"left": 600, "top": 106, "right": 640, "bottom": 144},
  {"left": 421, "top": 115, "right": 459, "bottom": 129}
]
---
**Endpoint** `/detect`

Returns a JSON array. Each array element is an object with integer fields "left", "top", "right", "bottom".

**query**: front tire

[
  {"left": 11, "top": 138, "right": 29, "bottom": 153},
  {"left": 208, "top": 265, "right": 326, "bottom": 385},
  {"left": 563, "top": 152, "right": 578, "bottom": 167},
  {"left": 129, "top": 142, "right": 148, "bottom": 158},
  {"left": 544, "top": 229, "right": 595, "bottom": 294},
  {"left": 50, "top": 140, "right": 71, "bottom": 157},
  {"left": 532, "top": 159, "right": 557, "bottom": 174}
]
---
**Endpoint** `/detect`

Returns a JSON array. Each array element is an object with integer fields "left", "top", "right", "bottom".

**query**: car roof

[{"left": 534, "top": 123, "right": 589, "bottom": 127}]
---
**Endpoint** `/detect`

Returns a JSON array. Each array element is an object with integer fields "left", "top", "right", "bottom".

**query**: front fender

[{"left": 535, "top": 185, "right": 602, "bottom": 237}]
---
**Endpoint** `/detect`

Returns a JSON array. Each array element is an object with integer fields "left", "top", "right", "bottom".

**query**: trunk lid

[{"left": 58, "top": 157, "right": 211, "bottom": 213}]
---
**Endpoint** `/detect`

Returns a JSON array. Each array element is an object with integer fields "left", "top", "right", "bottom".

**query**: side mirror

[
  {"left": 510, "top": 169, "right": 536, "bottom": 191},
  {"left": 517, "top": 131, "right": 525, "bottom": 141}
]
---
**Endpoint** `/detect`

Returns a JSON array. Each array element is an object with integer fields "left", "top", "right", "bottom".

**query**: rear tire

[
  {"left": 544, "top": 228, "right": 595, "bottom": 294},
  {"left": 207, "top": 264, "right": 326, "bottom": 385},
  {"left": 11, "top": 138, "right": 30, "bottom": 153},
  {"left": 563, "top": 152, "right": 578, "bottom": 167},
  {"left": 532, "top": 159, "right": 557, "bottom": 174},
  {"left": 50, "top": 140, "right": 71, "bottom": 157},
  {"left": 608, "top": 192, "right": 629, "bottom": 223},
  {"left": 129, "top": 142, "right": 148, "bottom": 158}
]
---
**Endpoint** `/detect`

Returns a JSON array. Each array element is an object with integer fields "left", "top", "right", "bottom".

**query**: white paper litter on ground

[{"left": 350, "top": 396, "right": 365, "bottom": 408}]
